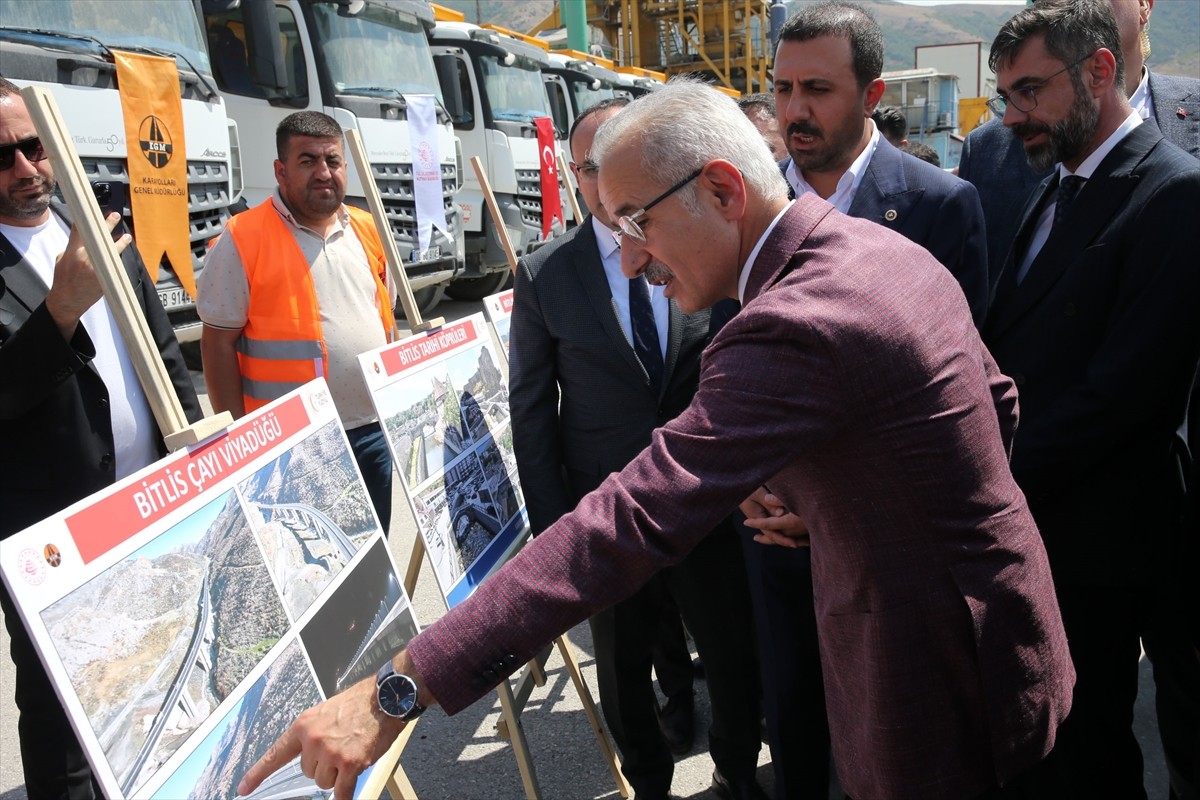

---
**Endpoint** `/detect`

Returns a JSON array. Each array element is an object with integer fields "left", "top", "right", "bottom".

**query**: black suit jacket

[
  {"left": 507, "top": 217, "right": 713, "bottom": 532},
  {"left": 0, "top": 202, "right": 201, "bottom": 538},
  {"left": 960, "top": 69, "right": 1200, "bottom": 282},
  {"left": 982, "top": 123, "right": 1200, "bottom": 586},
  {"left": 782, "top": 138, "right": 989, "bottom": 324}
]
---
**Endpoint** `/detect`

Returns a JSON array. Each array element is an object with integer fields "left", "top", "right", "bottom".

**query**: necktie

[
  {"left": 629, "top": 274, "right": 664, "bottom": 390},
  {"left": 1053, "top": 175, "right": 1086, "bottom": 231}
]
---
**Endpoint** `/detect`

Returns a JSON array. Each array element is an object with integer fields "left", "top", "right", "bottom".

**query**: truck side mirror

[
  {"left": 434, "top": 54, "right": 465, "bottom": 123},
  {"left": 241, "top": 0, "right": 287, "bottom": 91}
]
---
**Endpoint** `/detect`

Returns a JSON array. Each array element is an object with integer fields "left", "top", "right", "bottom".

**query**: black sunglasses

[{"left": 0, "top": 137, "right": 47, "bottom": 171}]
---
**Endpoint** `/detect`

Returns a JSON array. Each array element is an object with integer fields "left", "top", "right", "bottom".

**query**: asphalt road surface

[{"left": 0, "top": 298, "right": 1169, "bottom": 799}]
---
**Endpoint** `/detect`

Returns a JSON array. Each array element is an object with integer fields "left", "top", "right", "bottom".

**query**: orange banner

[{"left": 113, "top": 51, "right": 195, "bottom": 296}]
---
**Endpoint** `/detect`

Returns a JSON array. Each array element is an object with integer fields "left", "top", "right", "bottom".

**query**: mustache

[
  {"left": 644, "top": 260, "right": 673, "bottom": 286},
  {"left": 786, "top": 121, "right": 823, "bottom": 139},
  {"left": 1010, "top": 120, "right": 1051, "bottom": 139}
]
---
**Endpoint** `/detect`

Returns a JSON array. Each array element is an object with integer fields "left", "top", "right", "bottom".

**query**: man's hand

[
  {"left": 739, "top": 486, "right": 810, "bottom": 548},
  {"left": 238, "top": 675, "right": 406, "bottom": 800},
  {"left": 44, "top": 213, "right": 130, "bottom": 341}
]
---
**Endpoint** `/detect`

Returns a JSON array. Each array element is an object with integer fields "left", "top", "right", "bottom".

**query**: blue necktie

[
  {"left": 1053, "top": 175, "right": 1086, "bottom": 231},
  {"left": 629, "top": 275, "right": 664, "bottom": 390}
]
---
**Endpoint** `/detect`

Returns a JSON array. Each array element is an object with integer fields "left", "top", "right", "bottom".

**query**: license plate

[
  {"left": 158, "top": 288, "right": 190, "bottom": 311},
  {"left": 415, "top": 246, "right": 442, "bottom": 262}
]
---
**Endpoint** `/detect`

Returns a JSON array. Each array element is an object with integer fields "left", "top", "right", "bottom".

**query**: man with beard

[
  {"left": 747, "top": 4, "right": 989, "bottom": 796},
  {"left": 983, "top": 1, "right": 1200, "bottom": 796},
  {"left": 773, "top": 1, "right": 988, "bottom": 323},
  {"left": 199, "top": 111, "right": 395, "bottom": 530},
  {"left": 960, "top": 0, "right": 1199, "bottom": 279},
  {"left": 0, "top": 77, "right": 201, "bottom": 799},
  {"left": 508, "top": 98, "right": 766, "bottom": 800}
]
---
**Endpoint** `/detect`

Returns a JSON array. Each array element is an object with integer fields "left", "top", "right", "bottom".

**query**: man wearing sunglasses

[
  {"left": 0, "top": 78, "right": 201, "bottom": 799},
  {"left": 242, "top": 78, "right": 1075, "bottom": 800},
  {"left": 980, "top": 2, "right": 1200, "bottom": 797}
]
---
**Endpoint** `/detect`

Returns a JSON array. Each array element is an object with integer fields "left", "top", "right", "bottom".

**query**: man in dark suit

[
  {"left": 982, "top": 2, "right": 1200, "bottom": 797},
  {"left": 0, "top": 80, "right": 201, "bottom": 799},
  {"left": 773, "top": 2, "right": 988, "bottom": 324},
  {"left": 752, "top": 5, "right": 990, "bottom": 796},
  {"left": 509, "top": 98, "right": 765, "bottom": 800},
  {"left": 243, "top": 78, "right": 1074, "bottom": 800},
  {"left": 960, "top": 0, "right": 1198, "bottom": 279}
]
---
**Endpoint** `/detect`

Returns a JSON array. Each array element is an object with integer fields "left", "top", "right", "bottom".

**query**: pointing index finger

[{"left": 238, "top": 726, "right": 302, "bottom": 796}]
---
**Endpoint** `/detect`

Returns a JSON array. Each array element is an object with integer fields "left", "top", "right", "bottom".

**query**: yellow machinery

[{"left": 529, "top": 1, "right": 774, "bottom": 96}]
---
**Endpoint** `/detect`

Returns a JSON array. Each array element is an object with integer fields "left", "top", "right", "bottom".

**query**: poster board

[
  {"left": 359, "top": 313, "right": 528, "bottom": 608},
  {"left": 0, "top": 380, "right": 419, "bottom": 799},
  {"left": 482, "top": 289, "right": 515, "bottom": 360}
]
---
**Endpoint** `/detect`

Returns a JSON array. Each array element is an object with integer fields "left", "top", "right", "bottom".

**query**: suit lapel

[
  {"left": 0, "top": 230, "right": 51, "bottom": 329},
  {"left": 573, "top": 219, "right": 648, "bottom": 381},
  {"left": 1149, "top": 70, "right": 1200, "bottom": 157},
  {"left": 847, "top": 141, "right": 924, "bottom": 231},
  {"left": 986, "top": 124, "right": 1157, "bottom": 339}
]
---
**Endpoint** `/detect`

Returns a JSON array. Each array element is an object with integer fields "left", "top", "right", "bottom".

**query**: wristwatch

[{"left": 376, "top": 661, "right": 426, "bottom": 721}]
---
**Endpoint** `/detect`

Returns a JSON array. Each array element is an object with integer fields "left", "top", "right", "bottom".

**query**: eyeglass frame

[
  {"left": 569, "top": 160, "right": 600, "bottom": 179},
  {"left": 986, "top": 52, "right": 1093, "bottom": 118},
  {"left": 612, "top": 166, "right": 704, "bottom": 245},
  {"left": 0, "top": 137, "right": 48, "bottom": 172}
]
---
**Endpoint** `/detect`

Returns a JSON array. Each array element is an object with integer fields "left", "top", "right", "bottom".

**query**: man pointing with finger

[{"left": 241, "top": 78, "right": 1073, "bottom": 800}]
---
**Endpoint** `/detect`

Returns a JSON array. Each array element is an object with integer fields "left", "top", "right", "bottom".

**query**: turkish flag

[{"left": 535, "top": 117, "right": 564, "bottom": 238}]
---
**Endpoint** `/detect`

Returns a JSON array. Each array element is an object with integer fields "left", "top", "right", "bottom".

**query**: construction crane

[{"left": 529, "top": 0, "right": 788, "bottom": 96}]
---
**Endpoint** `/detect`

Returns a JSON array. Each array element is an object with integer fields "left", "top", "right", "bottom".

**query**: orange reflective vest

[{"left": 224, "top": 200, "right": 395, "bottom": 412}]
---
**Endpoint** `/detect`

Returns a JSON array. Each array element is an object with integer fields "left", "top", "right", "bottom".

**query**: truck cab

[
  {"left": 0, "top": 0, "right": 239, "bottom": 342},
  {"left": 201, "top": 0, "right": 463, "bottom": 313},
  {"left": 428, "top": 15, "right": 562, "bottom": 300}
]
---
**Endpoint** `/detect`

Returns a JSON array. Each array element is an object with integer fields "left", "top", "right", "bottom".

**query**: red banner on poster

[
  {"left": 66, "top": 395, "right": 310, "bottom": 563},
  {"left": 535, "top": 116, "right": 564, "bottom": 238},
  {"left": 379, "top": 320, "right": 478, "bottom": 375}
]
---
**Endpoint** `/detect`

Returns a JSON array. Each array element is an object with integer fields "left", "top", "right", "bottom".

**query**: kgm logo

[{"left": 138, "top": 115, "right": 174, "bottom": 168}]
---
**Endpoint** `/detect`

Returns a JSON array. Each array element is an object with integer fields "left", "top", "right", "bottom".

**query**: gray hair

[{"left": 591, "top": 77, "right": 789, "bottom": 212}]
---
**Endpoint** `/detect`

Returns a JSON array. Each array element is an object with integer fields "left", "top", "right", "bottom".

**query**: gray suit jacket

[
  {"left": 410, "top": 197, "right": 1073, "bottom": 799},
  {"left": 507, "top": 216, "right": 713, "bottom": 531}
]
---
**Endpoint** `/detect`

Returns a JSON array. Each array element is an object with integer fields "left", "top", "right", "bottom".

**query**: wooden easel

[
  {"left": 345, "top": 129, "right": 444, "bottom": 335},
  {"left": 20, "top": 87, "right": 232, "bottom": 451}
]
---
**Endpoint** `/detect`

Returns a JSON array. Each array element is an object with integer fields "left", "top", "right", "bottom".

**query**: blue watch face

[{"left": 379, "top": 674, "right": 417, "bottom": 717}]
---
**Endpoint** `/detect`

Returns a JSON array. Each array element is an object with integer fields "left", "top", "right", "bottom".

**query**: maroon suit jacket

[{"left": 408, "top": 197, "right": 1074, "bottom": 799}]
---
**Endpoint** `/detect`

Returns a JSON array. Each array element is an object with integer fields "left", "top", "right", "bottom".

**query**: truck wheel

[
  {"left": 413, "top": 284, "right": 446, "bottom": 314},
  {"left": 445, "top": 270, "right": 509, "bottom": 302}
]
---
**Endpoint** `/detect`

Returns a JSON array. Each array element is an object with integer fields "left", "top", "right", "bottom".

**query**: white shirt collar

[
  {"left": 592, "top": 214, "right": 619, "bottom": 260},
  {"left": 785, "top": 119, "right": 881, "bottom": 214},
  {"left": 1060, "top": 109, "right": 1142, "bottom": 181},
  {"left": 1129, "top": 67, "right": 1152, "bottom": 120},
  {"left": 738, "top": 202, "right": 795, "bottom": 303}
]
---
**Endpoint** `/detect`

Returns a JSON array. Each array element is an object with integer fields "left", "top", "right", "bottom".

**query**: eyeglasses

[
  {"left": 569, "top": 160, "right": 599, "bottom": 179},
  {"left": 0, "top": 137, "right": 47, "bottom": 171},
  {"left": 987, "top": 53, "right": 1092, "bottom": 118},
  {"left": 612, "top": 167, "right": 704, "bottom": 245}
]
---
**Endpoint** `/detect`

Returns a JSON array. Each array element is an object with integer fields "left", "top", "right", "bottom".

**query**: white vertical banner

[{"left": 404, "top": 94, "right": 450, "bottom": 255}]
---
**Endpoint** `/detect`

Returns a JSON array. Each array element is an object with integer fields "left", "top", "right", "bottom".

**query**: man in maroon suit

[{"left": 242, "top": 78, "right": 1075, "bottom": 800}]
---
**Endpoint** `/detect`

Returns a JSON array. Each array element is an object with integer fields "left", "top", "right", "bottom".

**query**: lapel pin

[{"left": 1178, "top": 107, "right": 1189, "bottom": 119}]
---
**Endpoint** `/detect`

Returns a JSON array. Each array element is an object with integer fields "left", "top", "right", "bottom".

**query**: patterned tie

[
  {"left": 1053, "top": 175, "right": 1086, "bottom": 231},
  {"left": 629, "top": 274, "right": 664, "bottom": 390}
]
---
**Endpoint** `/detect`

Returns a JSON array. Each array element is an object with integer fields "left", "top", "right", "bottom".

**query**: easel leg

[
  {"left": 403, "top": 536, "right": 426, "bottom": 599},
  {"left": 496, "top": 680, "right": 543, "bottom": 800},
  {"left": 360, "top": 720, "right": 420, "bottom": 799},
  {"left": 555, "top": 634, "right": 632, "bottom": 798}
]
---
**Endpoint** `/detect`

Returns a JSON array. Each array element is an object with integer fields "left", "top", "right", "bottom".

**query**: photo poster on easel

[
  {"left": 0, "top": 380, "right": 419, "bottom": 800},
  {"left": 482, "top": 288, "right": 514, "bottom": 360},
  {"left": 359, "top": 312, "right": 529, "bottom": 609}
]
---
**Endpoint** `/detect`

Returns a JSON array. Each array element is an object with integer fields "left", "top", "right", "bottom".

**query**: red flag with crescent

[{"left": 534, "top": 117, "right": 563, "bottom": 238}]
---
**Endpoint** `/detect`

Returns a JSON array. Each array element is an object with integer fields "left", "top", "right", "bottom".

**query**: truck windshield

[
  {"left": 0, "top": 0, "right": 210, "bottom": 73},
  {"left": 571, "top": 81, "right": 617, "bottom": 116},
  {"left": 310, "top": 3, "right": 442, "bottom": 98},
  {"left": 481, "top": 55, "right": 552, "bottom": 122}
]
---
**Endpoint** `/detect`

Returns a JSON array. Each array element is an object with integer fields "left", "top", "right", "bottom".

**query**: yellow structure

[{"left": 529, "top": 1, "right": 771, "bottom": 95}]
